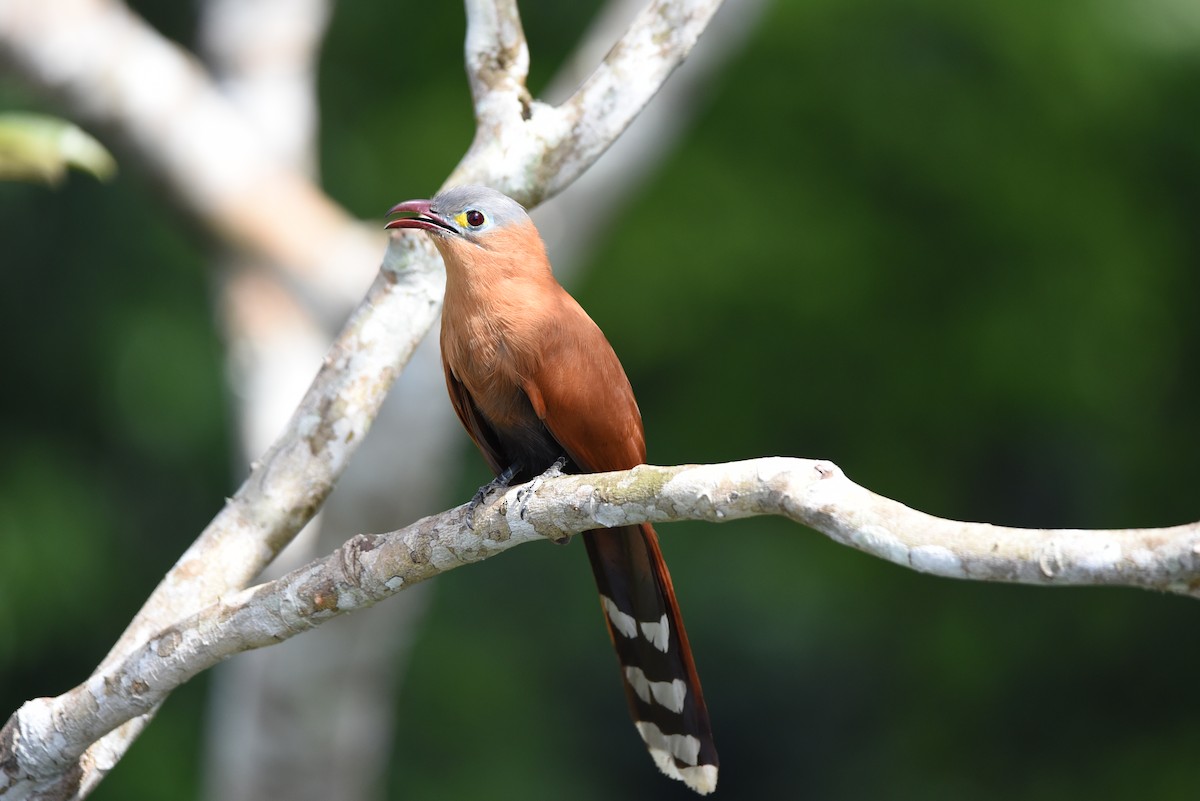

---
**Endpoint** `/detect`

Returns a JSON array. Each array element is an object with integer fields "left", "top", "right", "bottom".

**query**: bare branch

[
  {"left": 447, "top": 0, "right": 728, "bottom": 204},
  {"left": 0, "top": 0, "right": 379, "bottom": 310},
  {"left": 197, "top": 0, "right": 332, "bottom": 173},
  {"left": 0, "top": 0, "right": 730, "bottom": 295},
  {"left": 463, "top": 0, "right": 530, "bottom": 109},
  {"left": 541, "top": 0, "right": 726, "bottom": 197},
  {"left": 447, "top": 0, "right": 549, "bottom": 196},
  {"left": 102, "top": 245, "right": 441, "bottom": 661},
  {"left": 0, "top": 0, "right": 734, "bottom": 794},
  {"left": 533, "top": 0, "right": 767, "bottom": 272},
  {"left": 196, "top": 2, "right": 421, "bottom": 798},
  {"left": 28, "top": 240, "right": 446, "bottom": 801},
  {"left": 5, "top": 456, "right": 1197, "bottom": 796}
]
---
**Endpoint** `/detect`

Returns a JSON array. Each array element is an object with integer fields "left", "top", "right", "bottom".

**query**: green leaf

[{"left": 0, "top": 112, "right": 117, "bottom": 185}]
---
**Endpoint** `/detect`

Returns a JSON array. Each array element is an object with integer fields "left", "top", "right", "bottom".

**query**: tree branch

[
  {"left": 0, "top": 0, "right": 381, "bottom": 313},
  {"left": 5, "top": 456, "right": 1197, "bottom": 796},
  {"left": 0, "top": 1, "right": 736, "bottom": 796},
  {"left": 195, "top": 1, "right": 423, "bottom": 798},
  {"left": 0, "top": 243, "right": 448, "bottom": 801},
  {"left": 533, "top": 0, "right": 767, "bottom": 274},
  {"left": 463, "top": 0, "right": 530, "bottom": 108},
  {"left": 446, "top": 0, "right": 727, "bottom": 203},
  {"left": 541, "top": 0, "right": 726, "bottom": 197}
]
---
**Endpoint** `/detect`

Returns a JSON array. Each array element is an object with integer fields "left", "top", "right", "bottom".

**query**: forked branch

[{"left": 0, "top": 1, "right": 734, "bottom": 797}]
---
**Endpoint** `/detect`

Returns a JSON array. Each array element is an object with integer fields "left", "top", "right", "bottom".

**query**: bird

[{"left": 386, "top": 185, "right": 718, "bottom": 794}]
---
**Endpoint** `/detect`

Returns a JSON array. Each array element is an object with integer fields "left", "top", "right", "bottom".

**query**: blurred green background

[{"left": 3, "top": 0, "right": 1200, "bottom": 799}]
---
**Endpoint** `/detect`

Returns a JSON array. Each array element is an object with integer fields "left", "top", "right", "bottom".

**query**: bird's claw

[
  {"left": 466, "top": 464, "right": 517, "bottom": 530},
  {"left": 542, "top": 456, "right": 568, "bottom": 479},
  {"left": 465, "top": 458, "right": 568, "bottom": 534},
  {"left": 518, "top": 457, "right": 570, "bottom": 545}
]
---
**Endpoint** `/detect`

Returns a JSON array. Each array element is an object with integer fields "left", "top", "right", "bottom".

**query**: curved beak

[{"left": 385, "top": 199, "right": 457, "bottom": 234}]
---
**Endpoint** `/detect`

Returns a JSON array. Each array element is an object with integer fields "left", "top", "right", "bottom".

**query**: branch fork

[{"left": 0, "top": 2, "right": 733, "bottom": 797}]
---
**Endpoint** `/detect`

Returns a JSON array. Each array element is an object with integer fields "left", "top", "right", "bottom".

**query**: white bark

[
  {"left": 5, "top": 456, "right": 1198, "bottom": 794},
  {"left": 0, "top": 0, "right": 735, "bottom": 797},
  {"left": 2, "top": 2, "right": 1192, "bottom": 798},
  {"left": 200, "top": 0, "right": 767, "bottom": 792},
  {"left": 0, "top": 0, "right": 381, "bottom": 311},
  {"left": 195, "top": 1, "right": 433, "bottom": 798},
  {"left": 196, "top": 2, "right": 767, "bottom": 797},
  {"left": 445, "top": 0, "right": 727, "bottom": 200},
  {"left": 533, "top": 0, "right": 767, "bottom": 273}
]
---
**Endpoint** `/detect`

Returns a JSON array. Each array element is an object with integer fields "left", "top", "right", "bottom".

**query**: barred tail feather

[{"left": 583, "top": 523, "right": 718, "bottom": 795}]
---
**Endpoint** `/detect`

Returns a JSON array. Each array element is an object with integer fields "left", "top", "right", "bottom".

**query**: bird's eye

[{"left": 465, "top": 209, "right": 485, "bottom": 227}]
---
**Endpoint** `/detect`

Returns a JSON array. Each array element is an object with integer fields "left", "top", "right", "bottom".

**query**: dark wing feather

[{"left": 443, "top": 363, "right": 508, "bottom": 476}]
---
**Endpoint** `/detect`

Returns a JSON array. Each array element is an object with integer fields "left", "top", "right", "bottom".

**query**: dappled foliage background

[{"left": 3, "top": 0, "right": 1199, "bottom": 798}]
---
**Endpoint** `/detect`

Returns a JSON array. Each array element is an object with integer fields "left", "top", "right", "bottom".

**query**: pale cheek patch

[
  {"left": 640, "top": 613, "right": 670, "bottom": 653},
  {"left": 601, "top": 595, "right": 638, "bottom": 639},
  {"left": 624, "top": 667, "right": 687, "bottom": 713},
  {"left": 635, "top": 722, "right": 718, "bottom": 794}
]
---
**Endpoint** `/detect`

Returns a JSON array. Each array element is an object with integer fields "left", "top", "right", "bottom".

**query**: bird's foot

[
  {"left": 466, "top": 464, "right": 517, "bottom": 530},
  {"left": 541, "top": 456, "right": 568, "bottom": 480},
  {"left": 516, "top": 457, "right": 570, "bottom": 545}
]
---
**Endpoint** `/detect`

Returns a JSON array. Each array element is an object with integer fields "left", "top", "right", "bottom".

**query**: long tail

[{"left": 582, "top": 523, "right": 718, "bottom": 795}]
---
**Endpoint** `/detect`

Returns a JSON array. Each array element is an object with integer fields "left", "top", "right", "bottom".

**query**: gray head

[{"left": 385, "top": 185, "right": 531, "bottom": 243}]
